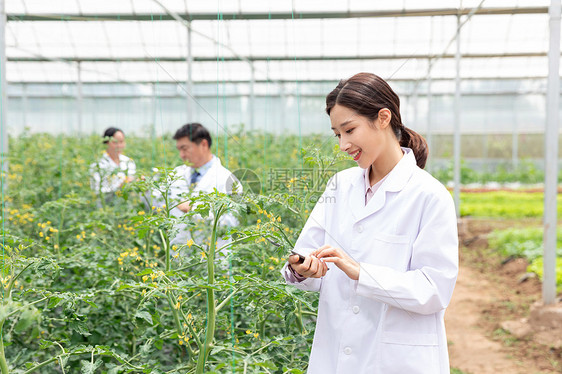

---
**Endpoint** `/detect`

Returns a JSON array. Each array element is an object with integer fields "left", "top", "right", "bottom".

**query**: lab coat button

[
  {"left": 356, "top": 224, "right": 363, "bottom": 233},
  {"left": 352, "top": 305, "right": 360, "bottom": 314},
  {"left": 343, "top": 347, "right": 352, "bottom": 355}
]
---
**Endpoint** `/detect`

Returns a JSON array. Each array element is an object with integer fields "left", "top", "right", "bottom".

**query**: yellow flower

[
  {"left": 91, "top": 233, "right": 96, "bottom": 237},
  {"left": 178, "top": 295, "right": 183, "bottom": 301},
  {"left": 268, "top": 266, "right": 274, "bottom": 270},
  {"left": 254, "top": 333, "right": 259, "bottom": 338},
  {"left": 257, "top": 219, "right": 261, "bottom": 224},
  {"left": 178, "top": 339, "right": 183, "bottom": 345},
  {"left": 45, "top": 236, "right": 50, "bottom": 241},
  {"left": 277, "top": 217, "right": 281, "bottom": 222},
  {"left": 141, "top": 289, "right": 147, "bottom": 296},
  {"left": 174, "top": 301, "right": 180, "bottom": 309},
  {"left": 138, "top": 211, "right": 145, "bottom": 215},
  {"left": 142, "top": 275, "right": 149, "bottom": 282},
  {"left": 39, "top": 232, "right": 44, "bottom": 237},
  {"left": 186, "top": 239, "right": 194, "bottom": 248},
  {"left": 54, "top": 244, "right": 59, "bottom": 250},
  {"left": 246, "top": 330, "right": 252, "bottom": 335}
]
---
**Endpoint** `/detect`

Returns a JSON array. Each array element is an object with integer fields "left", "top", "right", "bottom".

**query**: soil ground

[{"left": 446, "top": 218, "right": 562, "bottom": 374}]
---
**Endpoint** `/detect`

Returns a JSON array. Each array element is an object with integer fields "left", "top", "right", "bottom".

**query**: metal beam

[
  {"left": 453, "top": 13, "right": 461, "bottom": 218},
  {"left": 542, "top": 0, "right": 560, "bottom": 306},
  {"left": 7, "top": 51, "right": 553, "bottom": 63},
  {"left": 7, "top": 76, "right": 551, "bottom": 85},
  {"left": 0, "top": 0, "right": 6, "bottom": 196},
  {"left": 6, "top": 7, "right": 548, "bottom": 22},
  {"left": 6, "top": 90, "right": 553, "bottom": 100},
  {"left": 186, "top": 21, "right": 192, "bottom": 122}
]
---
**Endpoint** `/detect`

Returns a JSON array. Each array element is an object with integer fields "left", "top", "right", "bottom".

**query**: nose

[{"left": 339, "top": 136, "right": 350, "bottom": 152}]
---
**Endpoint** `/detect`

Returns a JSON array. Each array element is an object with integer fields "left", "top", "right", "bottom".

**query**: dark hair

[
  {"left": 326, "top": 73, "right": 428, "bottom": 169},
  {"left": 173, "top": 123, "right": 212, "bottom": 148},
  {"left": 103, "top": 127, "right": 124, "bottom": 144}
]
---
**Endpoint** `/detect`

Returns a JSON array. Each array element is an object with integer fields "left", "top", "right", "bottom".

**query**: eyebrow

[{"left": 330, "top": 121, "right": 352, "bottom": 131}]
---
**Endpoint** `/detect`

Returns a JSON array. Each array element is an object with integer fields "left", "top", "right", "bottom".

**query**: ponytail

[{"left": 400, "top": 126, "right": 428, "bottom": 169}]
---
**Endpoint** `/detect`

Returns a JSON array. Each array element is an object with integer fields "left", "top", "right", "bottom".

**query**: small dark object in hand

[{"left": 290, "top": 250, "right": 305, "bottom": 264}]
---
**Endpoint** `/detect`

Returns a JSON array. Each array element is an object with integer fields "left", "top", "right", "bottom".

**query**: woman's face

[
  {"left": 329, "top": 104, "right": 393, "bottom": 169},
  {"left": 107, "top": 131, "right": 126, "bottom": 154}
]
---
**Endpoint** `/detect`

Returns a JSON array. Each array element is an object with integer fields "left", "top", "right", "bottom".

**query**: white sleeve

[
  {"left": 355, "top": 190, "right": 459, "bottom": 315},
  {"left": 89, "top": 162, "right": 101, "bottom": 192},
  {"left": 128, "top": 159, "right": 136, "bottom": 177}
]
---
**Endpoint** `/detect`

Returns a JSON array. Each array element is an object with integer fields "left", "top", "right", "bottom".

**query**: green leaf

[
  {"left": 80, "top": 359, "right": 103, "bottom": 374},
  {"left": 134, "top": 310, "right": 153, "bottom": 325},
  {"left": 70, "top": 320, "right": 91, "bottom": 337},
  {"left": 136, "top": 268, "right": 154, "bottom": 276},
  {"left": 15, "top": 307, "right": 41, "bottom": 333}
]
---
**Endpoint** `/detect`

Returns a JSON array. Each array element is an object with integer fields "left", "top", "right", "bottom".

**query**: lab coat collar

[{"left": 349, "top": 148, "right": 416, "bottom": 222}]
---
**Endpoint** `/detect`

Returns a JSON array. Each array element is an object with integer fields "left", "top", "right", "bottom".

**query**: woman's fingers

[
  {"left": 288, "top": 254, "right": 302, "bottom": 265},
  {"left": 297, "top": 255, "right": 327, "bottom": 278}
]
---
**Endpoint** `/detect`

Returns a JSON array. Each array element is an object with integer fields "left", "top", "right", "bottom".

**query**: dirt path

[
  {"left": 446, "top": 265, "right": 532, "bottom": 374},
  {"left": 445, "top": 218, "right": 561, "bottom": 374}
]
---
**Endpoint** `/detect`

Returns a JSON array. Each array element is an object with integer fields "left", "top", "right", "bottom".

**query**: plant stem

[
  {"left": 0, "top": 320, "right": 9, "bottom": 374},
  {"left": 195, "top": 204, "right": 224, "bottom": 374}
]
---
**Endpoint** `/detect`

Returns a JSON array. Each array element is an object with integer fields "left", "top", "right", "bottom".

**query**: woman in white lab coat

[
  {"left": 90, "top": 127, "right": 136, "bottom": 205},
  {"left": 282, "top": 73, "right": 458, "bottom": 374}
]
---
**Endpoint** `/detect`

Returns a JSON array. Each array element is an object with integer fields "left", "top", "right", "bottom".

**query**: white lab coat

[
  {"left": 90, "top": 152, "right": 136, "bottom": 194},
  {"left": 152, "top": 156, "right": 241, "bottom": 247},
  {"left": 282, "top": 148, "right": 458, "bottom": 374}
]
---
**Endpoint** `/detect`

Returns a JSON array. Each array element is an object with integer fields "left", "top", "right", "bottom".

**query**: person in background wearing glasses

[
  {"left": 150, "top": 123, "right": 241, "bottom": 249},
  {"left": 282, "top": 73, "right": 458, "bottom": 374},
  {"left": 90, "top": 127, "right": 136, "bottom": 206}
]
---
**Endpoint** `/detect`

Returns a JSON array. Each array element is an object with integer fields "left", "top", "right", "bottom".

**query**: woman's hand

[
  {"left": 313, "top": 245, "right": 360, "bottom": 280},
  {"left": 288, "top": 253, "right": 328, "bottom": 278}
]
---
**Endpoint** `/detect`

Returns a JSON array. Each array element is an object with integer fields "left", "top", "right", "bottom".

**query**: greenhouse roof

[{"left": 3, "top": 0, "right": 557, "bottom": 83}]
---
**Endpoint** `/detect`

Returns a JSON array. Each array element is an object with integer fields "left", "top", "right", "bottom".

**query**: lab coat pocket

[
  {"left": 365, "top": 232, "right": 410, "bottom": 271},
  {"left": 378, "top": 331, "right": 439, "bottom": 373}
]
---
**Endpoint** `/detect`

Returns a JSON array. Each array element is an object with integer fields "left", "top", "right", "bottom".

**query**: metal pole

[
  {"left": 426, "top": 16, "right": 434, "bottom": 172},
  {"left": 543, "top": 0, "right": 560, "bottom": 306},
  {"left": 453, "top": 13, "right": 462, "bottom": 217},
  {"left": 186, "top": 22, "right": 193, "bottom": 123},
  {"left": 22, "top": 83, "right": 27, "bottom": 128},
  {"left": 426, "top": 66, "right": 433, "bottom": 171},
  {"left": 76, "top": 61, "right": 83, "bottom": 135},
  {"left": 512, "top": 100, "right": 519, "bottom": 169},
  {"left": 249, "top": 63, "right": 255, "bottom": 131},
  {"left": 280, "top": 82, "right": 286, "bottom": 135},
  {"left": 0, "top": 0, "right": 7, "bottom": 191}
]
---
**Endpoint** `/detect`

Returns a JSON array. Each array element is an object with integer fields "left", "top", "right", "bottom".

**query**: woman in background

[{"left": 90, "top": 127, "right": 136, "bottom": 205}]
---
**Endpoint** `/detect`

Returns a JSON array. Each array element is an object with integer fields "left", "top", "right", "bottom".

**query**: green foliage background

[{"left": 2, "top": 130, "right": 561, "bottom": 372}]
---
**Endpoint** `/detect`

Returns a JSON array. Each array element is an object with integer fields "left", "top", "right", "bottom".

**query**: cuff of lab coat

[{"left": 356, "top": 262, "right": 389, "bottom": 298}]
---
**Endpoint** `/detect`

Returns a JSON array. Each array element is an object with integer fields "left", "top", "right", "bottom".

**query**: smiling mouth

[{"left": 350, "top": 150, "right": 362, "bottom": 161}]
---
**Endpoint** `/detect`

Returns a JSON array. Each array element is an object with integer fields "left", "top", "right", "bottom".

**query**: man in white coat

[{"left": 155, "top": 123, "right": 240, "bottom": 248}]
